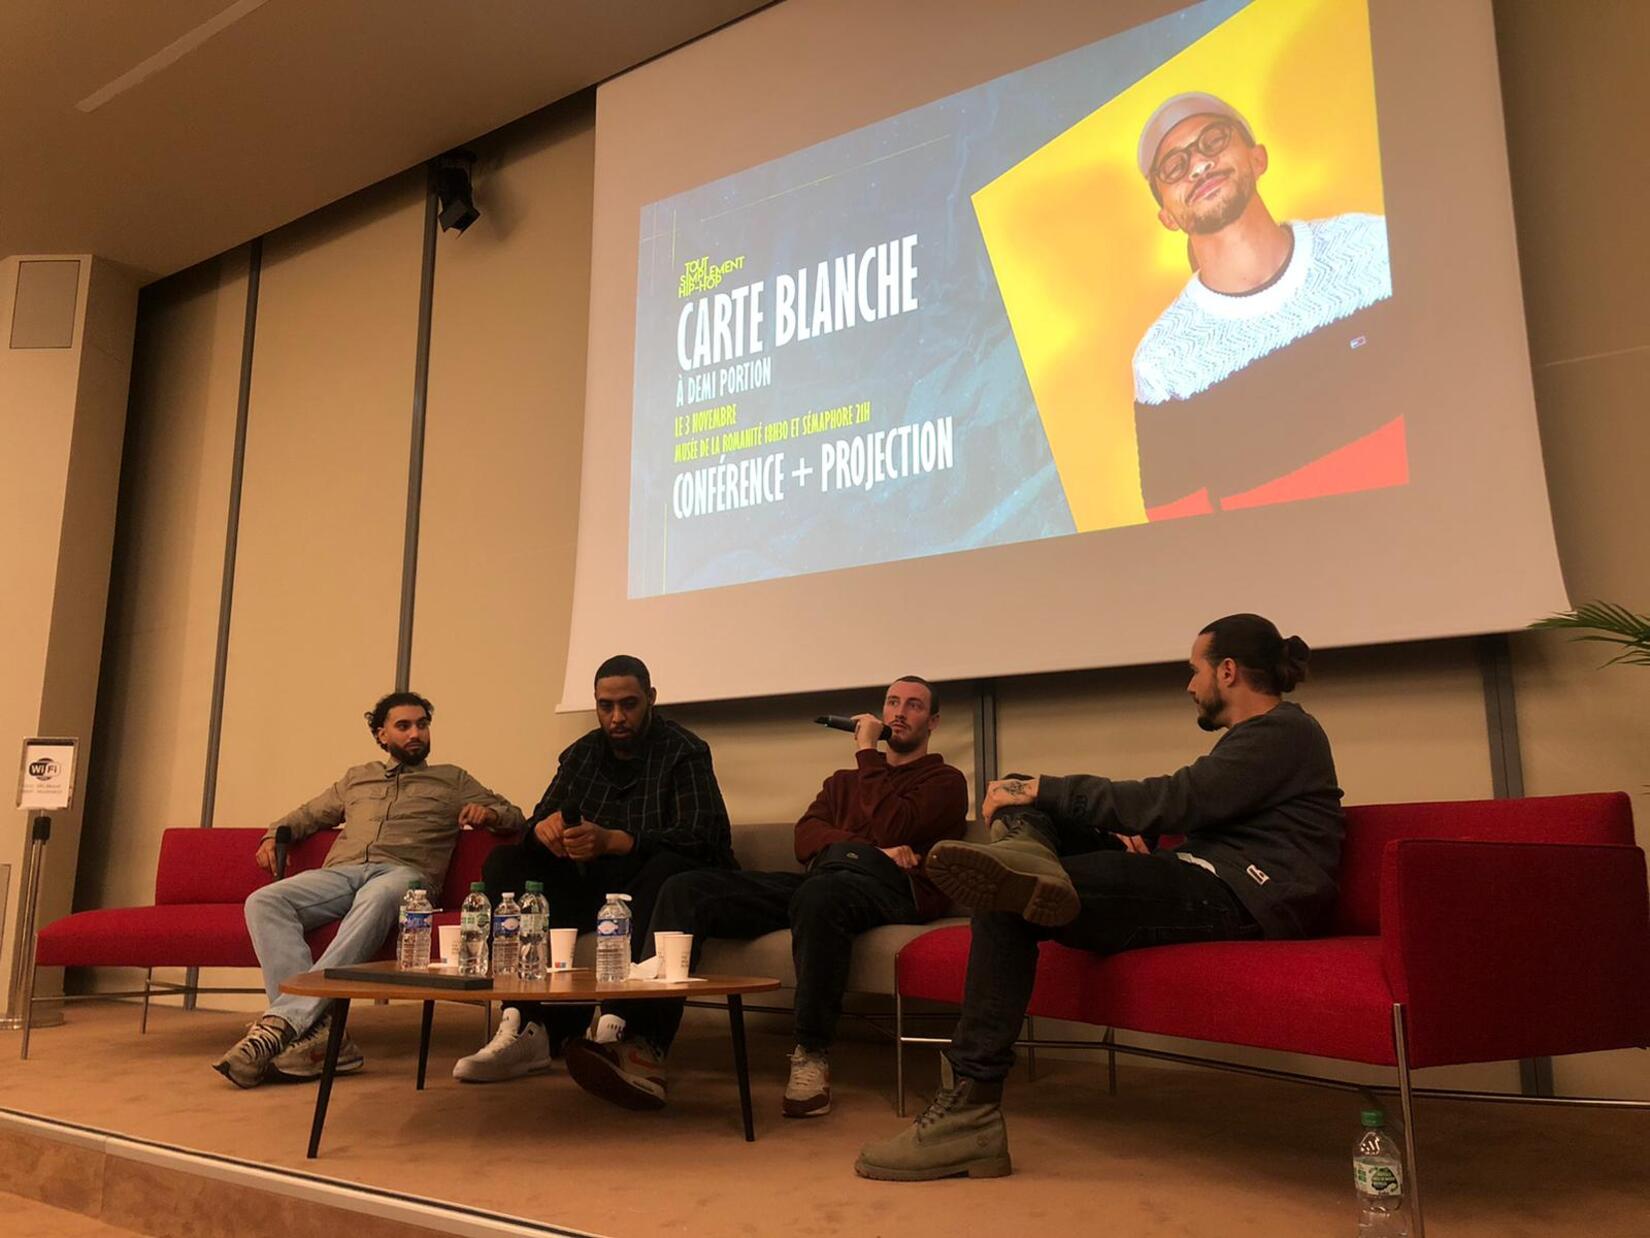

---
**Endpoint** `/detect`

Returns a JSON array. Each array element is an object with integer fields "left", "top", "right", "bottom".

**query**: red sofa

[
  {"left": 29, "top": 826, "right": 517, "bottom": 1039},
  {"left": 893, "top": 792, "right": 1650, "bottom": 1234}
]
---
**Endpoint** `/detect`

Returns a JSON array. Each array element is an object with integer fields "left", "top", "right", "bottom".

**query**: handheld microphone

[
  {"left": 815, "top": 715, "right": 892, "bottom": 742},
  {"left": 273, "top": 826, "right": 292, "bottom": 880}
]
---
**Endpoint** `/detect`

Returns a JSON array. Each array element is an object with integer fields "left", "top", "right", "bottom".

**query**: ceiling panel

[{"left": 0, "top": 0, "right": 770, "bottom": 280}]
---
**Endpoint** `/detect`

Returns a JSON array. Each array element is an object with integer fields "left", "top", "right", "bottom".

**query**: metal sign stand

[{"left": 2, "top": 813, "right": 60, "bottom": 1040}]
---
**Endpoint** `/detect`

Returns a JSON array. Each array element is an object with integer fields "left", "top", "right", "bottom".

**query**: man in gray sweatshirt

[{"left": 856, "top": 613, "right": 1343, "bottom": 1181}]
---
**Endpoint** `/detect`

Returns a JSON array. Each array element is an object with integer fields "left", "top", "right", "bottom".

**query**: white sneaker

[
  {"left": 593, "top": 1013, "right": 626, "bottom": 1044},
  {"left": 452, "top": 1008, "right": 554, "bottom": 1083}
]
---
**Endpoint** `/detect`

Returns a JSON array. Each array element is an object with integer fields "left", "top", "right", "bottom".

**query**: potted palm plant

[{"left": 1530, "top": 602, "right": 1650, "bottom": 667}]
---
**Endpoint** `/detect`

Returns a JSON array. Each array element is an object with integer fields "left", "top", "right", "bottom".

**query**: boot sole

[
  {"left": 854, "top": 1154, "right": 1012, "bottom": 1181},
  {"left": 564, "top": 1041, "right": 666, "bottom": 1111},
  {"left": 925, "top": 844, "right": 1079, "bottom": 926}
]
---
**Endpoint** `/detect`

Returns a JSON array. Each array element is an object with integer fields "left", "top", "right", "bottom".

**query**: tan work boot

[
  {"left": 924, "top": 810, "right": 1079, "bottom": 926},
  {"left": 855, "top": 1058, "right": 1010, "bottom": 1181}
]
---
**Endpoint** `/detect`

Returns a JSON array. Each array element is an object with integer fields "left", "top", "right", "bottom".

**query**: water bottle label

[
  {"left": 1354, "top": 1160, "right": 1403, "bottom": 1197},
  {"left": 461, "top": 910, "right": 487, "bottom": 932},
  {"left": 492, "top": 914, "right": 520, "bottom": 936},
  {"left": 404, "top": 911, "right": 433, "bottom": 931},
  {"left": 596, "top": 917, "right": 629, "bottom": 937}
]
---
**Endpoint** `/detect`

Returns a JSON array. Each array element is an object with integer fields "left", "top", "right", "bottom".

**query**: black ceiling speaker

[{"left": 432, "top": 149, "right": 479, "bottom": 234}]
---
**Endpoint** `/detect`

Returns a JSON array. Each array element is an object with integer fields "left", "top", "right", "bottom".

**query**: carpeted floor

[{"left": 2, "top": 1000, "right": 1646, "bottom": 1236}]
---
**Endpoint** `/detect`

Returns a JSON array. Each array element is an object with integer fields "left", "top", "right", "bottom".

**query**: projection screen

[{"left": 562, "top": 0, "right": 1567, "bottom": 707}]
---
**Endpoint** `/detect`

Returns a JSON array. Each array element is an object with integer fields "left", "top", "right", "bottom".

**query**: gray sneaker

[
  {"left": 855, "top": 1059, "right": 1011, "bottom": 1181},
  {"left": 271, "top": 1016, "right": 364, "bottom": 1080},
  {"left": 212, "top": 1015, "right": 295, "bottom": 1089},
  {"left": 782, "top": 1046, "right": 831, "bottom": 1118}
]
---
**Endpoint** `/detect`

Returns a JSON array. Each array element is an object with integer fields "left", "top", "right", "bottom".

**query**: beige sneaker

[
  {"left": 212, "top": 1015, "right": 294, "bottom": 1089},
  {"left": 924, "top": 810, "right": 1079, "bottom": 926},
  {"left": 271, "top": 1016, "right": 364, "bottom": 1080},
  {"left": 855, "top": 1059, "right": 1011, "bottom": 1181},
  {"left": 782, "top": 1046, "right": 831, "bottom": 1118}
]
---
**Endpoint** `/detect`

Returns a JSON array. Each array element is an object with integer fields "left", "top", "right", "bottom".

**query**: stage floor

[{"left": 1, "top": 1000, "right": 1646, "bottom": 1236}]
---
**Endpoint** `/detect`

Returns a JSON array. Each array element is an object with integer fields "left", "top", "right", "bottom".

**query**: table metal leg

[
  {"left": 417, "top": 1000, "right": 434, "bottom": 1091},
  {"left": 727, "top": 994, "right": 754, "bottom": 1142},
  {"left": 306, "top": 998, "right": 351, "bottom": 1159}
]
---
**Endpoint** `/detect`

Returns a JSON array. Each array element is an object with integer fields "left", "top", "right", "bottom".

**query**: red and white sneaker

[{"left": 564, "top": 1035, "right": 667, "bottom": 1111}]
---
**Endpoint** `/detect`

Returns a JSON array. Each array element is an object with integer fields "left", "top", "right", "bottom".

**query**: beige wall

[
  {"left": 211, "top": 177, "right": 424, "bottom": 828},
  {"left": 0, "top": 254, "right": 137, "bottom": 999},
  {"left": 76, "top": 253, "right": 249, "bottom": 914},
  {"left": 67, "top": 4, "right": 1650, "bottom": 1094},
  {"left": 410, "top": 102, "right": 599, "bottom": 810}
]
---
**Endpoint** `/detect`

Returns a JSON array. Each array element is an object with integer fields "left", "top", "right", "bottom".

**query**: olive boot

[
  {"left": 855, "top": 1058, "right": 1011, "bottom": 1181},
  {"left": 924, "top": 809, "right": 1079, "bottom": 926}
]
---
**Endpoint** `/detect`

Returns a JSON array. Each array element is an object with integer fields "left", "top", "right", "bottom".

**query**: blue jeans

[{"left": 244, "top": 861, "right": 424, "bottom": 1034}]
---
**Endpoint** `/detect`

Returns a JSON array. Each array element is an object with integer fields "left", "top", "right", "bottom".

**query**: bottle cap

[
  {"left": 1361, "top": 1109, "right": 1385, "bottom": 1127},
  {"left": 469, "top": 881, "right": 486, "bottom": 892},
  {"left": 503, "top": 892, "right": 516, "bottom": 899},
  {"left": 525, "top": 881, "right": 544, "bottom": 893}
]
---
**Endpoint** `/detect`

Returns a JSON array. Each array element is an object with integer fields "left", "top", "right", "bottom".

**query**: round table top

[{"left": 278, "top": 960, "right": 780, "bottom": 1003}]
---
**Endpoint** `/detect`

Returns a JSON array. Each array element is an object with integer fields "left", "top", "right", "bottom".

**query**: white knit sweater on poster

[{"left": 1132, "top": 213, "right": 1393, "bottom": 406}]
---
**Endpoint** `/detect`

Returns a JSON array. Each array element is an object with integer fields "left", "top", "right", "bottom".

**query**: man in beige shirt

[{"left": 212, "top": 691, "right": 523, "bottom": 1089}]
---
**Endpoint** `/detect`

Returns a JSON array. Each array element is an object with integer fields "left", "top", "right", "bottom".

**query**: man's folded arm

[
  {"left": 1036, "top": 714, "right": 1301, "bottom": 838},
  {"left": 457, "top": 771, "right": 525, "bottom": 834},
  {"left": 793, "top": 779, "right": 856, "bottom": 864},
  {"left": 261, "top": 782, "right": 347, "bottom": 843}
]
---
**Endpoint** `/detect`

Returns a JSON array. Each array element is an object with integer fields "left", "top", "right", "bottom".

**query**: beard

[
  {"left": 387, "top": 738, "right": 429, "bottom": 766},
  {"left": 605, "top": 706, "right": 652, "bottom": 757},
  {"left": 886, "top": 729, "right": 923, "bottom": 755},
  {"left": 1193, "top": 688, "right": 1225, "bottom": 732},
  {"left": 1181, "top": 167, "right": 1254, "bottom": 236}
]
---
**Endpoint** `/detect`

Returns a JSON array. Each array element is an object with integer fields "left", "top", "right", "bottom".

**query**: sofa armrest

[{"left": 1380, "top": 838, "right": 1650, "bottom": 1067}]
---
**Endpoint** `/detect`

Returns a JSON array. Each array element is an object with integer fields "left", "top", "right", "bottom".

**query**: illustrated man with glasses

[{"left": 1130, "top": 92, "right": 1393, "bottom": 519}]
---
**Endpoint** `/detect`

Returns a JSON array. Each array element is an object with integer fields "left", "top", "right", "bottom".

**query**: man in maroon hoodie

[{"left": 564, "top": 676, "right": 968, "bottom": 1118}]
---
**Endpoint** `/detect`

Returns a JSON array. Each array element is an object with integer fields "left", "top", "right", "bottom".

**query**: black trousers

[
  {"left": 480, "top": 838, "right": 705, "bottom": 1042},
  {"left": 946, "top": 808, "right": 1260, "bottom": 1083},
  {"left": 616, "top": 866, "right": 921, "bottom": 1053}
]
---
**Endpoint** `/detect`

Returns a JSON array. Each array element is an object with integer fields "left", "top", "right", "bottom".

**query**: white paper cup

[
  {"left": 437, "top": 924, "right": 462, "bottom": 964},
  {"left": 659, "top": 932, "right": 692, "bottom": 982},
  {"left": 549, "top": 927, "right": 578, "bottom": 971}
]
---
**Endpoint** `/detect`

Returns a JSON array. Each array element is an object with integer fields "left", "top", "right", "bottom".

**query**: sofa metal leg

[
  {"left": 1104, "top": 1026, "right": 1117, "bottom": 1096},
  {"left": 1025, "top": 1016, "right": 1038, "bottom": 1082},
  {"left": 1392, "top": 1004, "right": 1426, "bottom": 1238},
  {"left": 140, "top": 969, "right": 153, "bottom": 1034},
  {"left": 895, "top": 989, "right": 907, "bottom": 1118},
  {"left": 19, "top": 962, "right": 39, "bottom": 1061}
]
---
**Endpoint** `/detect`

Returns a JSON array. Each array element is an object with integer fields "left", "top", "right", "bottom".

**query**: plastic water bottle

[
  {"left": 458, "top": 881, "right": 490, "bottom": 977},
  {"left": 491, "top": 892, "right": 522, "bottom": 979},
  {"left": 595, "top": 892, "right": 633, "bottom": 983},
  {"left": 518, "top": 881, "right": 547, "bottom": 980},
  {"left": 397, "top": 888, "right": 433, "bottom": 969},
  {"left": 1354, "top": 1109, "right": 1408, "bottom": 1236}
]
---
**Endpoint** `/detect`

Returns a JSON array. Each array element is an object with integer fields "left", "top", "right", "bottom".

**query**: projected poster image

[{"left": 628, "top": 0, "right": 1400, "bottom": 597}]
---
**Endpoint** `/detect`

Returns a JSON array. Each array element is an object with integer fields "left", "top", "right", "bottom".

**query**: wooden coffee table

[{"left": 279, "top": 963, "right": 780, "bottom": 1157}]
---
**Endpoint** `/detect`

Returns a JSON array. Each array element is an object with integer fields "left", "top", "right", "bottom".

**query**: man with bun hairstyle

[
  {"left": 1130, "top": 91, "right": 1393, "bottom": 518},
  {"left": 856, "top": 615, "right": 1343, "bottom": 1181}
]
